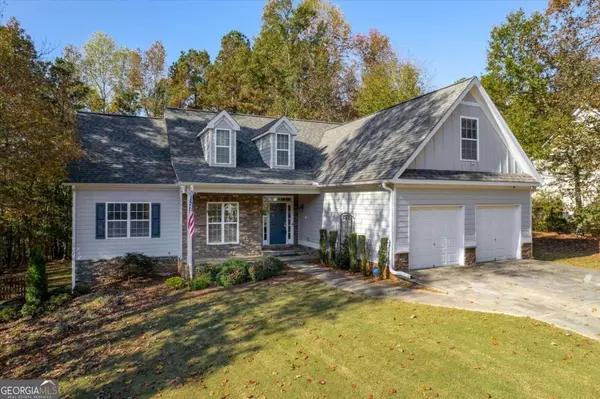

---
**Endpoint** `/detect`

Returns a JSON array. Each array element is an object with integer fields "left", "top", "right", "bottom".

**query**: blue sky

[{"left": 4, "top": 0, "right": 547, "bottom": 89}]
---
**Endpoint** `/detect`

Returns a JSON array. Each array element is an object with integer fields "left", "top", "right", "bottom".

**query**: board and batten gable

[
  {"left": 298, "top": 188, "right": 390, "bottom": 262},
  {"left": 394, "top": 186, "right": 532, "bottom": 252},
  {"left": 407, "top": 90, "right": 522, "bottom": 174},
  {"left": 74, "top": 187, "right": 181, "bottom": 260}
]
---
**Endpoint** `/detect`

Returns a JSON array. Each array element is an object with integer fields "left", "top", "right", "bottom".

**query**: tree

[
  {"left": 65, "top": 32, "right": 129, "bottom": 113},
  {"left": 139, "top": 41, "right": 167, "bottom": 117},
  {"left": 206, "top": 31, "right": 261, "bottom": 114},
  {"left": 0, "top": 19, "right": 81, "bottom": 269},
  {"left": 353, "top": 29, "right": 425, "bottom": 116},
  {"left": 481, "top": 5, "right": 600, "bottom": 213},
  {"left": 251, "top": 0, "right": 352, "bottom": 121},
  {"left": 167, "top": 49, "right": 211, "bottom": 109}
]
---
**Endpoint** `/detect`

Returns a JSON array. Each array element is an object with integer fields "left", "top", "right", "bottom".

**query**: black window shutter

[
  {"left": 151, "top": 203, "right": 161, "bottom": 238},
  {"left": 96, "top": 203, "right": 106, "bottom": 239}
]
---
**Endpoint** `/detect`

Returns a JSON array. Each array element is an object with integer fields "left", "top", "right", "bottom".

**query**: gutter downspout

[{"left": 381, "top": 182, "right": 412, "bottom": 280}]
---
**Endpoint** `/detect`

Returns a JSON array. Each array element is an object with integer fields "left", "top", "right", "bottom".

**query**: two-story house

[{"left": 68, "top": 77, "right": 541, "bottom": 287}]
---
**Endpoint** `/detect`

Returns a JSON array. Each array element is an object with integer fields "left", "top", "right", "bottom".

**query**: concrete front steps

[{"left": 263, "top": 246, "right": 319, "bottom": 264}]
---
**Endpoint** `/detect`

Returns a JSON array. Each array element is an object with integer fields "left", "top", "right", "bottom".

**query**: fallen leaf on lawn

[
  {"left": 551, "top": 342, "right": 558, "bottom": 346},
  {"left": 419, "top": 385, "right": 431, "bottom": 391},
  {"left": 368, "top": 395, "right": 374, "bottom": 399},
  {"left": 388, "top": 388, "right": 397, "bottom": 394},
  {"left": 272, "top": 371, "right": 278, "bottom": 375},
  {"left": 249, "top": 380, "right": 255, "bottom": 384},
  {"left": 407, "top": 355, "right": 415, "bottom": 360},
  {"left": 400, "top": 364, "right": 408, "bottom": 368},
  {"left": 410, "top": 315, "right": 416, "bottom": 319},
  {"left": 491, "top": 339, "right": 499, "bottom": 346},
  {"left": 486, "top": 393, "right": 492, "bottom": 398},
  {"left": 319, "top": 380, "right": 326, "bottom": 385},
  {"left": 449, "top": 346, "right": 455, "bottom": 350},
  {"left": 124, "top": 380, "right": 132, "bottom": 385},
  {"left": 352, "top": 383, "right": 357, "bottom": 388},
  {"left": 306, "top": 378, "right": 312, "bottom": 383},
  {"left": 155, "top": 365, "right": 164, "bottom": 370}
]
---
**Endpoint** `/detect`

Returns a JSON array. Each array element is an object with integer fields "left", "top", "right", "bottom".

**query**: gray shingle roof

[
  {"left": 69, "top": 113, "right": 177, "bottom": 184},
  {"left": 165, "top": 108, "right": 338, "bottom": 185},
  {"left": 400, "top": 169, "right": 538, "bottom": 183},
  {"left": 316, "top": 78, "right": 473, "bottom": 184},
  {"left": 71, "top": 77, "right": 537, "bottom": 187}
]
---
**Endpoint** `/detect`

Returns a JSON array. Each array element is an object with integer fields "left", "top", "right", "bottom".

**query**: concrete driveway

[{"left": 411, "top": 260, "right": 600, "bottom": 339}]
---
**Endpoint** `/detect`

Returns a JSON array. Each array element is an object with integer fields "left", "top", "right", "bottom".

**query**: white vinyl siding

[
  {"left": 395, "top": 187, "right": 531, "bottom": 252},
  {"left": 408, "top": 101, "right": 522, "bottom": 173},
  {"left": 75, "top": 188, "right": 180, "bottom": 260},
  {"left": 298, "top": 189, "right": 390, "bottom": 262},
  {"left": 215, "top": 129, "right": 231, "bottom": 164},
  {"left": 207, "top": 202, "right": 239, "bottom": 245}
]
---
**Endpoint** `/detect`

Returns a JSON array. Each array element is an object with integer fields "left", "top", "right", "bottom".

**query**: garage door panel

[
  {"left": 476, "top": 206, "right": 519, "bottom": 262},
  {"left": 409, "top": 207, "right": 463, "bottom": 270}
]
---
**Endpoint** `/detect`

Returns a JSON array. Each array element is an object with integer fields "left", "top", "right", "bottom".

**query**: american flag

[{"left": 187, "top": 189, "right": 195, "bottom": 237}]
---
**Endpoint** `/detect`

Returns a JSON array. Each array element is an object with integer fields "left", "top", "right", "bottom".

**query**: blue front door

[{"left": 269, "top": 203, "right": 287, "bottom": 245}]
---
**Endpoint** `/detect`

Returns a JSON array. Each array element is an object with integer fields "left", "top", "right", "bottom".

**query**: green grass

[
  {"left": 535, "top": 250, "right": 600, "bottom": 270},
  {"left": 1, "top": 272, "right": 598, "bottom": 398}
]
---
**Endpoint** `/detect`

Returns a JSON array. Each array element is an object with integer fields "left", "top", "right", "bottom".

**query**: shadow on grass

[{"left": 1, "top": 271, "right": 371, "bottom": 398}]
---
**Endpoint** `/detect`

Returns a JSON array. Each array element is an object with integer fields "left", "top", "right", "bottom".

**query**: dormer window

[
  {"left": 196, "top": 110, "right": 240, "bottom": 168},
  {"left": 252, "top": 116, "right": 298, "bottom": 170},
  {"left": 215, "top": 129, "right": 232, "bottom": 164},
  {"left": 276, "top": 133, "right": 290, "bottom": 166}
]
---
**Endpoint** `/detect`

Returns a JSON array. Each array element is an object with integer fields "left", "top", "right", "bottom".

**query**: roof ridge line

[
  {"left": 165, "top": 107, "right": 342, "bottom": 125},
  {"left": 77, "top": 111, "right": 163, "bottom": 120}
]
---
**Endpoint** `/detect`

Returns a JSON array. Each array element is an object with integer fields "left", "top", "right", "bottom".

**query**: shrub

[
  {"left": 165, "top": 276, "right": 187, "bottom": 290},
  {"left": 47, "top": 293, "right": 72, "bottom": 311},
  {"left": 24, "top": 249, "right": 48, "bottom": 310},
  {"left": 195, "top": 262, "right": 221, "bottom": 282},
  {"left": 21, "top": 303, "right": 44, "bottom": 318},
  {"left": 248, "top": 256, "right": 284, "bottom": 281},
  {"left": 190, "top": 274, "right": 211, "bottom": 291},
  {"left": 358, "top": 235, "right": 370, "bottom": 276},
  {"left": 546, "top": 209, "right": 570, "bottom": 234},
  {"left": 217, "top": 260, "right": 250, "bottom": 287},
  {"left": 73, "top": 284, "right": 91, "bottom": 296},
  {"left": 115, "top": 253, "right": 155, "bottom": 280},
  {"left": 348, "top": 233, "right": 359, "bottom": 272},
  {"left": 377, "top": 237, "right": 390, "bottom": 280},
  {"left": 319, "top": 229, "right": 328, "bottom": 264},
  {"left": 328, "top": 230, "right": 338, "bottom": 266},
  {"left": 0, "top": 306, "right": 19, "bottom": 323},
  {"left": 337, "top": 238, "right": 350, "bottom": 270}
]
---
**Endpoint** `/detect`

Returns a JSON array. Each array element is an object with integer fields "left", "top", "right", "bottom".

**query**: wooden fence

[{"left": 0, "top": 275, "right": 26, "bottom": 301}]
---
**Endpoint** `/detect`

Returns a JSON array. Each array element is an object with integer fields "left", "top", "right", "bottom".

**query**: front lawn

[
  {"left": 1, "top": 271, "right": 598, "bottom": 398},
  {"left": 534, "top": 232, "right": 600, "bottom": 270}
]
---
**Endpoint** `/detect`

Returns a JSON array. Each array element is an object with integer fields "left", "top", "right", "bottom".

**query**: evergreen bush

[
  {"left": 217, "top": 260, "right": 250, "bottom": 287},
  {"left": 358, "top": 235, "right": 370, "bottom": 276},
  {"left": 24, "top": 249, "right": 48, "bottom": 313},
  {"left": 190, "top": 274, "right": 211, "bottom": 291},
  {"left": 319, "top": 229, "right": 328, "bottom": 264},
  {"left": 337, "top": 238, "right": 350, "bottom": 270},
  {"left": 328, "top": 230, "right": 338, "bottom": 266},
  {"left": 348, "top": 233, "right": 359, "bottom": 272},
  {"left": 377, "top": 237, "right": 390, "bottom": 280},
  {"left": 248, "top": 257, "right": 284, "bottom": 281}
]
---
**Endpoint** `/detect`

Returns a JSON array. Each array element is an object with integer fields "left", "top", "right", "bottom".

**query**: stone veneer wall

[
  {"left": 181, "top": 193, "right": 299, "bottom": 263},
  {"left": 465, "top": 247, "right": 476, "bottom": 266},
  {"left": 75, "top": 256, "right": 179, "bottom": 287},
  {"left": 521, "top": 242, "right": 533, "bottom": 259},
  {"left": 393, "top": 252, "right": 409, "bottom": 272}
]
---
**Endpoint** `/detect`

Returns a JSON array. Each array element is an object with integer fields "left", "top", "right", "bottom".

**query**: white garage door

[
  {"left": 409, "top": 207, "right": 463, "bottom": 270},
  {"left": 476, "top": 206, "right": 520, "bottom": 262}
]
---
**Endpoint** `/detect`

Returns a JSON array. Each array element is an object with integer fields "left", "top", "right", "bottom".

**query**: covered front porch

[{"left": 182, "top": 190, "right": 319, "bottom": 265}]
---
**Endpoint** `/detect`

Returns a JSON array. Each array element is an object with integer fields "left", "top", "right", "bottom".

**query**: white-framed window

[
  {"left": 106, "top": 202, "right": 151, "bottom": 239},
  {"left": 276, "top": 133, "right": 290, "bottom": 166},
  {"left": 130, "top": 203, "right": 150, "bottom": 237},
  {"left": 460, "top": 116, "right": 479, "bottom": 161},
  {"left": 207, "top": 202, "right": 239, "bottom": 244},
  {"left": 215, "top": 129, "right": 231, "bottom": 164}
]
